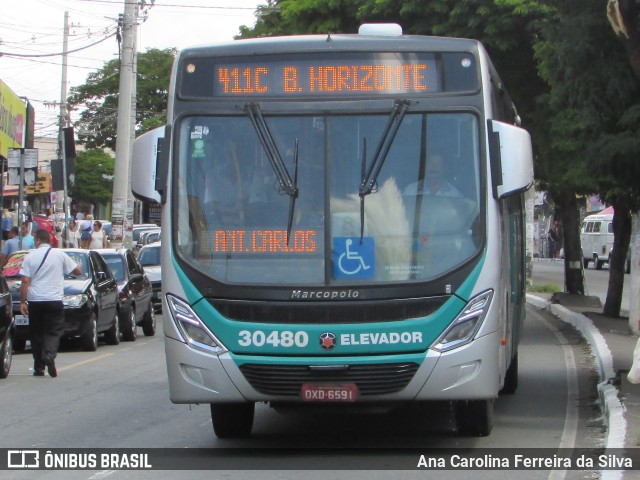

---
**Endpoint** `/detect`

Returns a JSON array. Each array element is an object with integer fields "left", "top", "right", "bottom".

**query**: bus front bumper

[{"left": 164, "top": 330, "right": 501, "bottom": 404}]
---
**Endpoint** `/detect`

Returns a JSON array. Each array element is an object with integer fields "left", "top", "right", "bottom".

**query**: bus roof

[{"left": 177, "top": 33, "right": 483, "bottom": 59}]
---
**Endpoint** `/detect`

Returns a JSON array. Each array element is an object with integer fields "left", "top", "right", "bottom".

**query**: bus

[{"left": 132, "top": 24, "right": 534, "bottom": 439}]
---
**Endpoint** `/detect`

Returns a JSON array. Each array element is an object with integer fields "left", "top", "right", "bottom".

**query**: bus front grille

[
  {"left": 239, "top": 362, "right": 420, "bottom": 397},
  {"left": 209, "top": 296, "right": 448, "bottom": 324}
]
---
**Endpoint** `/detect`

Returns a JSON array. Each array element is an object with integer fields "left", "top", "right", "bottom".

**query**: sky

[{"left": 0, "top": 0, "right": 264, "bottom": 139}]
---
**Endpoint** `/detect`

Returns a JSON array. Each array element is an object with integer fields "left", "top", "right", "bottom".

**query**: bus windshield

[{"left": 175, "top": 111, "right": 482, "bottom": 285}]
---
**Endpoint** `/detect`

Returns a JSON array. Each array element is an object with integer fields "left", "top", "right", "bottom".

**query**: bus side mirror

[
  {"left": 488, "top": 119, "right": 534, "bottom": 199},
  {"left": 132, "top": 125, "right": 170, "bottom": 204}
]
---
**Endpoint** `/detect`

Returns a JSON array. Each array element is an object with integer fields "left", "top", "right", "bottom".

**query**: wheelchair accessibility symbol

[{"left": 333, "top": 237, "right": 375, "bottom": 279}]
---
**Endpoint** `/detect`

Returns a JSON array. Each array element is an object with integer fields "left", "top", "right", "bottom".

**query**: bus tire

[
  {"left": 210, "top": 402, "right": 255, "bottom": 438},
  {"left": 455, "top": 399, "right": 494, "bottom": 437},
  {"left": 500, "top": 352, "right": 518, "bottom": 395}
]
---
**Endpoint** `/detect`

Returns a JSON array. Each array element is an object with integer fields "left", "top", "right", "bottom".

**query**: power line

[
  {"left": 78, "top": 0, "right": 257, "bottom": 10},
  {"left": 0, "top": 30, "right": 117, "bottom": 58}
]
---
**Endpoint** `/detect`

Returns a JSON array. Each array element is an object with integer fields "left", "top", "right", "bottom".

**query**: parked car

[
  {"left": 136, "top": 229, "right": 161, "bottom": 249},
  {"left": 133, "top": 224, "right": 159, "bottom": 250},
  {"left": 96, "top": 248, "right": 156, "bottom": 340},
  {"left": 137, "top": 242, "right": 161, "bottom": 312},
  {"left": 0, "top": 273, "right": 14, "bottom": 378},
  {"left": 4, "top": 249, "right": 119, "bottom": 352}
]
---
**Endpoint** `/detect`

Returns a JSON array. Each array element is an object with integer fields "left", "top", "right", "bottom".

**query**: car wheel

[
  {"left": 142, "top": 303, "right": 156, "bottom": 337},
  {"left": 0, "top": 334, "right": 13, "bottom": 378},
  {"left": 455, "top": 399, "right": 494, "bottom": 437},
  {"left": 210, "top": 403, "right": 255, "bottom": 438},
  {"left": 12, "top": 338, "right": 26, "bottom": 352},
  {"left": 121, "top": 307, "right": 137, "bottom": 342},
  {"left": 81, "top": 313, "right": 98, "bottom": 351},
  {"left": 105, "top": 312, "right": 120, "bottom": 345}
]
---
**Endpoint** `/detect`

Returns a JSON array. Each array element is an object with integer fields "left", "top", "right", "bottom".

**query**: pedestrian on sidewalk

[
  {"left": 0, "top": 226, "right": 20, "bottom": 267},
  {"left": 547, "top": 227, "right": 558, "bottom": 258},
  {"left": 19, "top": 229, "right": 81, "bottom": 377}
]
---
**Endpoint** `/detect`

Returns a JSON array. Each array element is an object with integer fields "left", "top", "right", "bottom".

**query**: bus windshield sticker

[{"left": 333, "top": 237, "right": 375, "bottom": 279}]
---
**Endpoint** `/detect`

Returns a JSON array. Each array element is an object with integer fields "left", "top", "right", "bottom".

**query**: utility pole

[
  {"left": 59, "top": 11, "right": 70, "bottom": 241},
  {"left": 112, "top": 0, "right": 137, "bottom": 249}
]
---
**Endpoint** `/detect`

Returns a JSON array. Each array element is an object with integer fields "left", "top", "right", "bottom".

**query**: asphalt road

[
  {"left": 532, "top": 259, "right": 631, "bottom": 313},
  {"left": 1, "top": 308, "right": 603, "bottom": 480}
]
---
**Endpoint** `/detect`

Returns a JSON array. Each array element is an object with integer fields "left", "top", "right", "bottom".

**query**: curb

[{"left": 526, "top": 294, "right": 627, "bottom": 479}]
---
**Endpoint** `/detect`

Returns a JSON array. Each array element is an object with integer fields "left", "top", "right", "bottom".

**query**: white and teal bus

[{"left": 132, "top": 24, "right": 533, "bottom": 439}]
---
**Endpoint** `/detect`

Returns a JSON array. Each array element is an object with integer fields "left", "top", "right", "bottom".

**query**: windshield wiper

[
  {"left": 245, "top": 103, "right": 299, "bottom": 244},
  {"left": 358, "top": 99, "right": 410, "bottom": 242}
]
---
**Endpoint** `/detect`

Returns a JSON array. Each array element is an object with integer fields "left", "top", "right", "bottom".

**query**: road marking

[
  {"left": 89, "top": 471, "right": 116, "bottom": 479},
  {"left": 529, "top": 309, "right": 579, "bottom": 480},
  {"left": 58, "top": 352, "right": 115, "bottom": 371}
]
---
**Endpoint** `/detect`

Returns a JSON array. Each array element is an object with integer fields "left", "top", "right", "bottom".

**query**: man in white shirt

[{"left": 20, "top": 229, "right": 81, "bottom": 377}]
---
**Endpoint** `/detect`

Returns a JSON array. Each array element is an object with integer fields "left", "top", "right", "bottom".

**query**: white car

[{"left": 137, "top": 241, "right": 161, "bottom": 311}]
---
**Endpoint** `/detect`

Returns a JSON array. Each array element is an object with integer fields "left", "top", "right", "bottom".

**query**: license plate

[
  {"left": 15, "top": 315, "right": 29, "bottom": 326},
  {"left": 301, "top": 383, "right": 358, "bottom": 402}
]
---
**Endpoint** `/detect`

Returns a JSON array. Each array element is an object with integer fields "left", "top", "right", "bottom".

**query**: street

[
  {"left": 0, "top": 306, "right": 604, "bottom": 479},
  {"left": 532, "top": 259, "right": 631, "bottom": 313}
]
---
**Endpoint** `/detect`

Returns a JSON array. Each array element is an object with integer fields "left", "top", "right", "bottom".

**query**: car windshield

[
  {"left": 102, "top": 255, "right": 126, "bottom": 282},
  {"left": 62, "top": 251, "right": 90, "bottom": 279},
  {"left": 138, "top": 246, "right": 161, "bottom": 266},
  {"left": 175, "top": 112, "right": 482, "bottom": 286}
]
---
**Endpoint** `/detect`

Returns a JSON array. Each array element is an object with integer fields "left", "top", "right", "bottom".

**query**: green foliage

[
  {"left": 69, "top": 149, "right": 115, "bottom": 206},
  {"left": 67, "top": 48, "right": 176, "bottom": 150},
  {"left": 534, "top": 0, "right": 640, "bottom": 203},
  {"left": 528, "top": 283, "right": 561, "bottom": 293}
]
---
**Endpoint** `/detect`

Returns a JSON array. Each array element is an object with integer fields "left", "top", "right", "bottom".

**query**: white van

[
  {"left": 581, "top": 207, "right": 630, "bottom": 272},
  {"left": 581, "top": 211, "right": 613, "bottom": 269}
]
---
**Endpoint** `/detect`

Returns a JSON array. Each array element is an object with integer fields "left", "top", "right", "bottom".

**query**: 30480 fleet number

[{"left": 238, "top": 330, "right": 309, "bottom": 348}]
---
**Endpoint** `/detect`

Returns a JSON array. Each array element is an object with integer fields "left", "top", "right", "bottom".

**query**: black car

[
  {"left": 5, "top": 249, "right": 119, "bottom": 352},
  {"left": 0, "top": 274, "right": 14, "bottom": 378},
  {"left": 96, "top": 248, "right": 156, "bottom": 340}
]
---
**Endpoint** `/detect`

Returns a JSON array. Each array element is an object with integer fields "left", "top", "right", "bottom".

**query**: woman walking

[
  {"left": 64, "top": 220, "right": 81, "bottom": 248},
  {"left": 88, "top": 221, "right": 108, "bottom": 249}
]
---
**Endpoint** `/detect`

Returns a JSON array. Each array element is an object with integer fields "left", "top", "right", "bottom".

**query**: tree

[
  {"left": 70, "top": 149, "right": 115, "bottom": 207},
  {"left": 535, "top": 0, "right": 640, "bottom": 313},
  {"left": 67, "top": 48, "right": 176, "bottom": 150}
]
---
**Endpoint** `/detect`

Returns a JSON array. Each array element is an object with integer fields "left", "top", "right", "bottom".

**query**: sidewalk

[{"left": 527, "top": 292, "right": 640, "bottom": 454}]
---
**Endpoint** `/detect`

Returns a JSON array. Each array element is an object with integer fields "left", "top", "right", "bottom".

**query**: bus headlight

[
  {"left": 432, "top": 290, "right": 493, "bottom": 353},
  {"left": 167, "top": 294, "right": 228, "bottom": 355}
]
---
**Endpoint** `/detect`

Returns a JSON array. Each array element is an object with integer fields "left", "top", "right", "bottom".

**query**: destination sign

[{"left": 178, "top": 52, "right": 463, "bottom": 98}]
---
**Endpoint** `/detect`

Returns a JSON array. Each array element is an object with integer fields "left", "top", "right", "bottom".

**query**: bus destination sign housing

[{"left": 179, "top": 52, "right": 478, "bottom": 99}]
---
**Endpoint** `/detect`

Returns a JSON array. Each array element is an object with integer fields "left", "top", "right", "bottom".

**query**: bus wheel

[
  {"left": 500, "top": 352, "right": 518, "bottom": 395},
  {"left": 455, "top": 399, "right": 494, "bottom": 437},
  {"left": 210, "top": 402, "right": 255, "bottom": 438}
]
